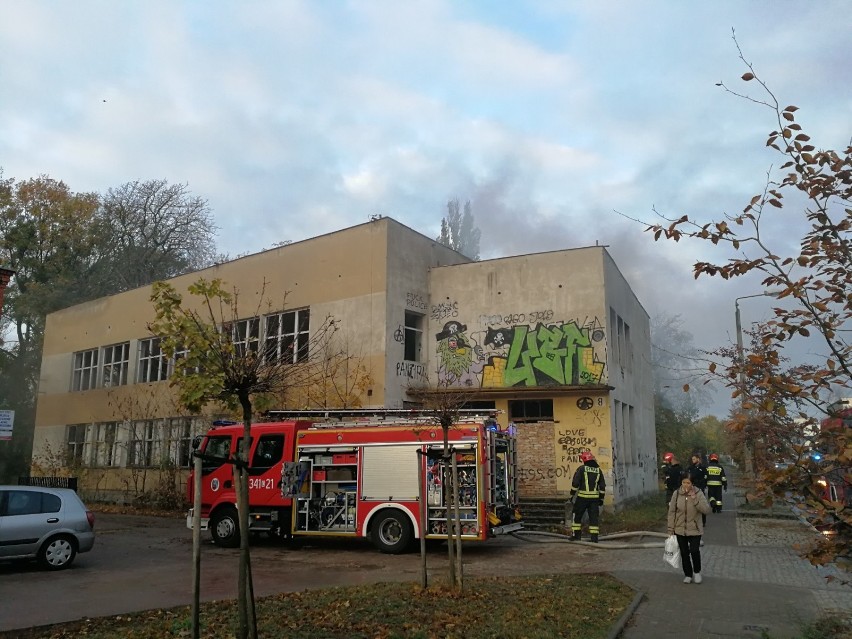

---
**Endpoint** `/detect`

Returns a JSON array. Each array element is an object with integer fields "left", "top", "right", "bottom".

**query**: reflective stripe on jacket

[
  {"left": 572, "top": 464, "right": 604, "bottom": 499},
  {"left": 707, "top": 464, "right": 727, "bottom": 487}
]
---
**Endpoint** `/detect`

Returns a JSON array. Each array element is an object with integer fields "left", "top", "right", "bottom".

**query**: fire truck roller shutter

[
  {"left": 361, "top": 445, "right": 420, "bottom": 501},
  {"left": 361, "top": 445, "right": 420, "bottom": 553}
]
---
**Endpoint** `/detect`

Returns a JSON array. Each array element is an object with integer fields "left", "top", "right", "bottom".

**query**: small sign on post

[{"left": 0, "top": 410, "right": 14, "bottom": 441}]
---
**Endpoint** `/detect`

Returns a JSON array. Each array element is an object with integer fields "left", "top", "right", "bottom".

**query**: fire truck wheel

[
  {"left": 370, "top": 510, "right": 413, "bottom": 554},
  {"left": 210, "top": 506, "right": 240, "bottom": 548}
]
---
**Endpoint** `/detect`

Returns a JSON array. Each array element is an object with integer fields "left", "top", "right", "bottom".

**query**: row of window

[
  {"left": 609, "top": 307, "right": 633, "bottom": 373},
  {"left": 613, "top": 400, "right": 636, "bottom": 465},
  {"left": 60, "top": 398, "right": 578, "bottom": 471},
  {"left": 66, "top": 418, "right": 201, "bottom": 469},
  {"left": 71, "top": 309, "right": 310, "bottom": 392}
]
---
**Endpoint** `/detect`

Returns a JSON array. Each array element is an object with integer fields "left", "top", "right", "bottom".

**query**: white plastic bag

[{"left": 663, "top": 534, "right": 681, "bottom": 569}]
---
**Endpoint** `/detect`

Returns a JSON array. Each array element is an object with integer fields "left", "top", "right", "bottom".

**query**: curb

[{"left": 606, "top": 587, "right": 645, "bottom": 639}]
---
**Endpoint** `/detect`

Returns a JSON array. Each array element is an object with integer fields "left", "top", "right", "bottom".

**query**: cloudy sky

[{"left": 2, "top": 1, "right": 850, "bottom": 416}]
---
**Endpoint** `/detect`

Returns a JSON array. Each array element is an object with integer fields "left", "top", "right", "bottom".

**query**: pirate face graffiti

[{"left": 448, "top": 335, "right": 467, "bottom": 353}]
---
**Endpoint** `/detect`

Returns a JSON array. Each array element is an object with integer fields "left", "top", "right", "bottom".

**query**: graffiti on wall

[
  {"left": 433, "top": 320, "right": 485, "bottom": 387},
  {"left": 431, "top": 301, "right": 459, "bottom": 321},
  {"left": 406, "top": 292, "right": 428, "bottom": 311},
  {"left": 557, "top": 428, "right": 598, "bottom": 463},
  {"left": 554, "top": 394, "right": 611, "bottom": 494},
  {"left": 518, "top": 464, "right": 572, "bottom": 482},
  {"left": 434, "top": 308, "right": 606, "bottom": 388},
  {"left": 396, "top": 361, "right": 427, "bottom": 382}
]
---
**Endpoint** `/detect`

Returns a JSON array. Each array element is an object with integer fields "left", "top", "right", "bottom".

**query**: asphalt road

[{"left": 0, "top": 512, "right": 597, "bottom": 634}]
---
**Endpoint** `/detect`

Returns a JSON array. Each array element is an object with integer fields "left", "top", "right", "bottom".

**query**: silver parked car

[{"left": 0, "top": 485, "right": 95, "bottom": 570}]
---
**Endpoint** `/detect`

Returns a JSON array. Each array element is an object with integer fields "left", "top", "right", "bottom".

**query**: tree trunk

[
  {"left": 236, "top": 393, "right": 257, "bottom": 639},
  {"left": 417, "top": 449, "right": 428, "bottom": 589},
  {"left": 442, "top": 427, "right": 455, "bottom": 588},
  {"left": 451, "top": 449, "right": 463, "bottom": 591},
  {"left": 191, "top": 454, "right": 202, "bottom": 639}
]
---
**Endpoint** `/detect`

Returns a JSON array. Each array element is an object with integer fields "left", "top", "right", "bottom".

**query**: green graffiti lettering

[
  {"left": 532, "top": 323, "right": 567, "bottom": 384},
  {"left": 504, "top": 325, "right": 535, "bottom": 386},
  {"left": 492, "top": 320, "right": 606, "bottom": 387},
  {"left": 561, "top": 322, "right": 589, "bottom": 384}
]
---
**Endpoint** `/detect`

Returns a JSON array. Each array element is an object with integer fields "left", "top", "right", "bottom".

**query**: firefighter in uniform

[
  {"left": 661, "top": 452, "right": 683, "bottom": 504},
  {"left": 569, "top": 451, "right": 606, "bottom": 543},
  {"left": 706, "top": 453, "right": 728, "bottom": 513}
]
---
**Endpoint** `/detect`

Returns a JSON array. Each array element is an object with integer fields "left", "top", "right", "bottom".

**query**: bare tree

[
  {"left": 105, "top": 384, "right": 203, "bottom": 508},
  {"left": 302, "top": 332, "right": 374, "bottom": 408},
  {"left": 409, "top": 378, "right": 480, "bottom": 591},
  {"left": 651, "top": 313, "right": 714, "bottom": 418},
  {"left": 94, "top": 179, "right": 219, "bottom": 292}
]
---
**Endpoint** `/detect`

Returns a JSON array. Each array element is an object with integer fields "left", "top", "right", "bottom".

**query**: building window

[
  {"left": 67, "top": 424, "right": 89, "bottom": 464},
  {"left": 138, "top": 338, "right": 169, "bottom": 383},
  {"left": 627, "top": 404, "right": 635, "bottom": 463},
  {"left": 609, "top": 308, "right": 633, "bottom": 373},
  {"left": 170, "top": 344, "right": 200, "bottom": 376},
  {"left": 609, "top": 307, "right": 618, "bottom": 367},
  {"left": 93, "top": 422, "right": 119, "bottom": 467},
  {"left": 128, "top": 420, "right": 159, "bottom": 467},
  {"left": 165, "top": 417, "right": 194, "bottom": 468},
  {"left": 265, "top": 309, "right": 309, "bottom": 364},
  {"left": 102, "top": 342, "right": 130, "bottom": 388},
  {"left": 508, "top": 399, "right": 554, "bottom": 423},
  {"left": 404, "top": 311, "right": 423, "bottom": 362},
  {"left": 72, "top": 349, "right": 99, "bottom": 391},
  {"left": 228, "top": 317, "right": 260, "bottom": 358}
]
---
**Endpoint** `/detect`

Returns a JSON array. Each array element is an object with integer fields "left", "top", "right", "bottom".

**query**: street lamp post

[{"left": 734, "top": 291, "right": 780, "bottom": 475}]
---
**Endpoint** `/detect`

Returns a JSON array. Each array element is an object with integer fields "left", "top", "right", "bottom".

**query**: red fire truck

[{"left": 186, "top": 410, "right": 522, "bottom": 553}]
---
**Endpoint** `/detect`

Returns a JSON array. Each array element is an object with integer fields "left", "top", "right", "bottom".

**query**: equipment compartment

[
  {"left": 294, "top": 450, "right": 360, "bottom": 533},
  {"left": 425, "top": 448, "right": 480, "bottom": 537}
]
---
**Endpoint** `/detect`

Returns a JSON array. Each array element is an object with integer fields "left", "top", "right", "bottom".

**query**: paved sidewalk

[{"left": 608, "top": 465, "right": 852, "bottom": 638}]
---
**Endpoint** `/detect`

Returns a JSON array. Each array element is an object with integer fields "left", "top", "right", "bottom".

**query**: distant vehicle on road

[{"left": 0, "top": 485, "right": 95, "bottom": 570}]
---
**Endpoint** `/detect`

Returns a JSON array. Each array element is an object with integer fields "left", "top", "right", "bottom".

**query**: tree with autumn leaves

[
  {"left": 149, "top": 278, "right": 341, "bottom": 639},
  {"left": 0, "top": 174, "right": 219, "bottom": 482},
  {"left": 646, "top": 38, "right": 851, "bottom": 570}
]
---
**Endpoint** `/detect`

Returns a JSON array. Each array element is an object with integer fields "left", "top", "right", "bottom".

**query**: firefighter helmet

[
  {"left": 580, "top": 451, "right": 595, "bottom": 462},
  {"left": 709, "top": 453, "right": 719, "bottom": 462},
  {"left": 663, "top": 452, "right": 674, "bottom": 462}
]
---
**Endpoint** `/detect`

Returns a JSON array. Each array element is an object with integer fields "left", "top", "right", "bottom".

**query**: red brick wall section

[{"left": 515, "top": 421, "right": 564, "bottom": 498}]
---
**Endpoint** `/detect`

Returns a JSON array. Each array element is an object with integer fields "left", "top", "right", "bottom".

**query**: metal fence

[{"left": 18, "top": 476, "right": 78, "bottom": 492}]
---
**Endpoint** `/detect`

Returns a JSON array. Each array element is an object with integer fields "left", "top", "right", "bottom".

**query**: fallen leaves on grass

[{"left": 4, "top": 574, "right": 634, "bottom": 639}]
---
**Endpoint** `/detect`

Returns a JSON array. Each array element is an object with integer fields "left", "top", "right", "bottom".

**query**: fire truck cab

[{"left": 187, "top": 412, "right": 522, "bottom": 553}]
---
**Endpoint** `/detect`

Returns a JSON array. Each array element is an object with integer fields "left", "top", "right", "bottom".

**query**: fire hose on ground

[{"left": 510, "top": 529, "right": 668, "bottom": 549}]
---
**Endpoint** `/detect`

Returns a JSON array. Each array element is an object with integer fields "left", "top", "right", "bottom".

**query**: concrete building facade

[{"left": 32, "top": 217, "right": 655, "bottom": 506}]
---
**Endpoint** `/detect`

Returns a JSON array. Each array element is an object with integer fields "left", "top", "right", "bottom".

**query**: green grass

[
  {"left": 2, "top": 574, "right": 635, "bottom": 639},
  {"left": 602, "top": 492, "right": 668, "bottom": 534}
]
